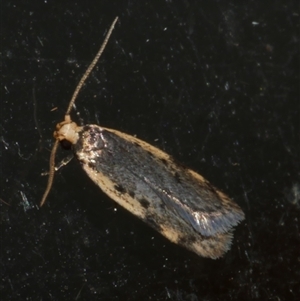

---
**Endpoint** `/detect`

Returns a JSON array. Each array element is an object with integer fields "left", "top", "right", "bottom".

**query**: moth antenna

[
  {"left": 66, "top": 16, "right": 119, "bottom": 115},
  {"left": 40, "top": 140, "right": 59, "bottom": 206},
  {"left": 40, "top": 17, "right": 118, "bottom": 207}
]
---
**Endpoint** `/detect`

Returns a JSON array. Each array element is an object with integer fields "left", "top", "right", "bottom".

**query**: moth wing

[{"left": 96, "top": 127, "right": 244, "bottom": 238}]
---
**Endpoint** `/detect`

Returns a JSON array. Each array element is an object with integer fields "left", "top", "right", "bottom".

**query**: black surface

[{"left": 1, "top": 1, "right": 299, "bottom": 300}]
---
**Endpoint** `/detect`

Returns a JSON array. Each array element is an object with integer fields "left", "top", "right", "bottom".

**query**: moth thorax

[{"left": 54, "top": 122, "right": 80, "bottom": 145}]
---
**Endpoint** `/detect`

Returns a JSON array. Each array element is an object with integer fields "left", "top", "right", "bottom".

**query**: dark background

[{"left": 1, "top": 1, "right": 299, "bottom": 300}]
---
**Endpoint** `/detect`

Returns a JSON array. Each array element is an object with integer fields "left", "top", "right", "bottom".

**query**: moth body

[{"left": 58, "top": 123, "right": 245, "bottom": 259}]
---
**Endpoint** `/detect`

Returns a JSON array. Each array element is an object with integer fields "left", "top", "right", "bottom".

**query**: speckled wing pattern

[{"left": 73, "top": 125, "right": 245, "bottom": 259}]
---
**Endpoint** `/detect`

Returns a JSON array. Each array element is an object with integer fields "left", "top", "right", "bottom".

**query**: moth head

[{"left": 54, "top": 115, "right": 80, "bottom": 146}]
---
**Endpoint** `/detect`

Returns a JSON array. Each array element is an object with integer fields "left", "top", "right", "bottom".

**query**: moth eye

[{"left": 60, "top": 139, "right": 72, "bottom": 150}]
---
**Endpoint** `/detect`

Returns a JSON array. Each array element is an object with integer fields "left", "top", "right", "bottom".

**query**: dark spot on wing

[
  {"left": 87, "top": 162, "right": 95, "bottom": 169},
  {"left": 145, "top": 214, "right": 162, "bottom": 232},
  {"left": 139, "top": 198, "right": 150, "bottom": 209},
  {"left": 160, "top": 158, "right": 168, "bottom": 166},
  {"left": 178, "top": 234, "right": 197, "bottom": 245},
  {"left": 174, "top": 172, "right": 181, "bottom": 184},
  {"left": 128, "top": 190, "right": 135, "bottom": 198},
  {"left": 114, "top": 184, "right": 126, "bottom": 194}
]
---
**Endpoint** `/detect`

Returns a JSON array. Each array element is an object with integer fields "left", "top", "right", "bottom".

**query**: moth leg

[{"left": 41, "top": 154, "right": 74, "bottom": 176}]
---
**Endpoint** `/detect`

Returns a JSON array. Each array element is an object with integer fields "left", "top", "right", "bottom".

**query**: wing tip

[
  {"left": 193, "top": 206, "right": 245, "bottom": 237},
  {"left": 190, "top": 231, "right": 234, "bottom": 259}
]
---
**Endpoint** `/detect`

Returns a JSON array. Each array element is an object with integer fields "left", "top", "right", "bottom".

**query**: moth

[{"left": 41, "top": 17, "right": 245, "bottom": 259}]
